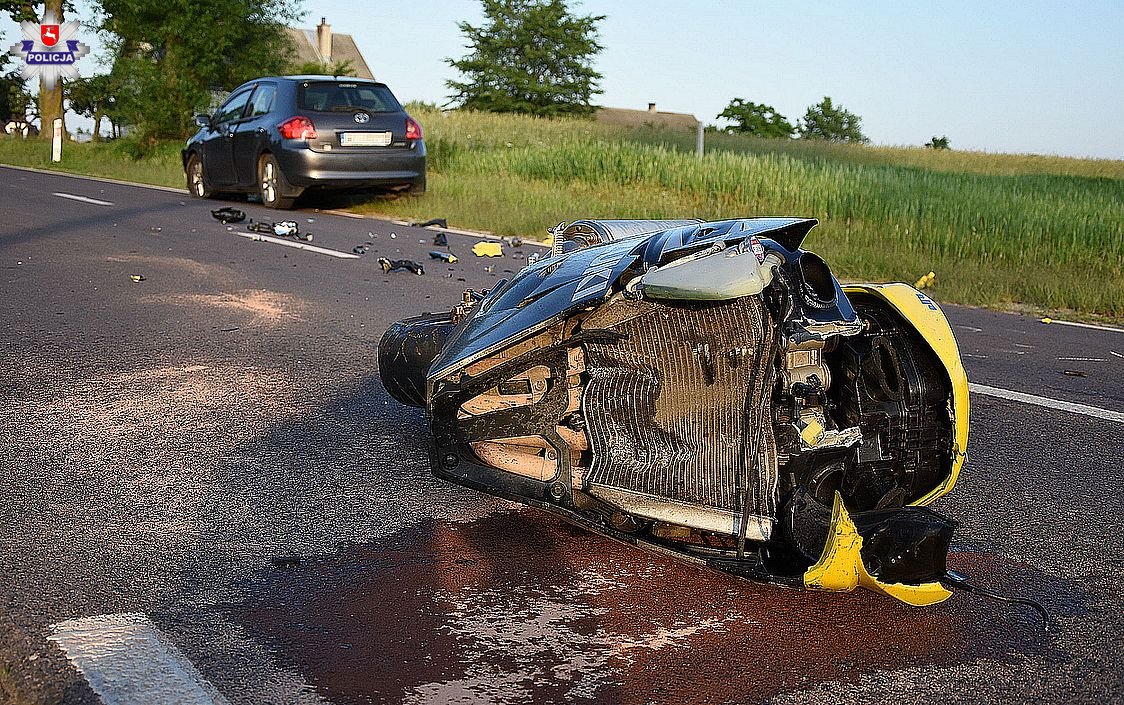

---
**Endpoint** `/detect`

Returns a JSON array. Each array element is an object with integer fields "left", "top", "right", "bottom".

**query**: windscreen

[{"left": 298, "top": 82, "right": 400, "bottom": 113}]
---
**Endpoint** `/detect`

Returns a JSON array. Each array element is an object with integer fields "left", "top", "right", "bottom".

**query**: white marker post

[
  {"left": 52, "top": 118, "right": 63, "bottom": 162},
  {"left": 696, "top": 121, "right": 704, "bottom": 158}
]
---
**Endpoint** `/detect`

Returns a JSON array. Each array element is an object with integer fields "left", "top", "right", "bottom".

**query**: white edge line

[
  {"left": 232, "top": 230, "right": 360, "bottom": 259},
  {"left": 969, "top": 382, "right": 1124, "bottom": 424},
  {"left": 1042, "top": 318, "right": 1124, "bottom": 334},
  {"left": 52, "top": 191, "right": 114, "bottom": 206},
  {"left": 49, "top": 613, "right": 231, "bottom": 705}
]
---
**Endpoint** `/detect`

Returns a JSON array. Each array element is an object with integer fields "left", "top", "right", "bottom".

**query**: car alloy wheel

[
  {"left": 186, "top": 154, "right": 211, "bottom": 199},
  {"left": 258, "top": 154, "right": 296, "bottom": 209}
]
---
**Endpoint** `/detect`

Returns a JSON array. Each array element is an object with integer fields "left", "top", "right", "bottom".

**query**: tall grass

[{"left": 369, "top": 107, "right": 1123, "bottom": 317}]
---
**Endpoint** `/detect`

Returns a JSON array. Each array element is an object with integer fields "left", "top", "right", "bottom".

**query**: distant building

[
  {"left": 595, "top": 102, "right": 700, "bottom": 131},
  {"left": 285, "top": 17, "right": 375, "bottom": 80}
]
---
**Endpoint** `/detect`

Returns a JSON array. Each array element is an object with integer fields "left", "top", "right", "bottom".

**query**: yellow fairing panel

[
  {"left": 842, "top": 283, "right": 970, "bottom": 506},
  {"left": 804, "top": 493, "right": 952, "bottom": 606}
]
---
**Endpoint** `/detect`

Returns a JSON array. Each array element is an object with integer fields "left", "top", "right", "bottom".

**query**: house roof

[
  {"left": 596, "top": 106, "right": 700, "bottom": 131},
  {"left": 285, "top": 27, "right": 375, "bottom": 80}
]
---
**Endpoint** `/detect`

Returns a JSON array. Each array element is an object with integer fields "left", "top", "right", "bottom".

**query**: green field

[{"left": 2, "top": 109, "right": 1121, "bottom": 318}]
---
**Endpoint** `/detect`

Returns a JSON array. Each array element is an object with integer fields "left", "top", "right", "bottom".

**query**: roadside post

[
  {"left": 696, "top": 121, "right": 704, "bottom": 158},
  {"left": 52, "top": 119, "right": 63, "bottom": 162}
]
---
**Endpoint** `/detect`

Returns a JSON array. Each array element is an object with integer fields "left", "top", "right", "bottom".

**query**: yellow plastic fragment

[
  {"left": 1041, "top": 317, "right": 1053, "bottom": 324},
  {"left": 804, "top": 492, "right": 953, "bottom": 606},
  {"left": 914, "top": 271, "right": 936, "bottom": 289},
  {"left": 798, "top": 418, "right": 825, "bottom": 446},
  {"left": 472, "top": 241, "right": 504, "bottom": 257}
]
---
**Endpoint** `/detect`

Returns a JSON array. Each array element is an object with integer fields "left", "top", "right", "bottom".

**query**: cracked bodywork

[{"left": 379, "top": 218, "right": 970, "bottom": 606}]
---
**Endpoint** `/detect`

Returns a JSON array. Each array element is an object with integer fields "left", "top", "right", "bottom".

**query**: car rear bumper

[{"left": 275, "top": 141, "right": 426, "bottom": 189}]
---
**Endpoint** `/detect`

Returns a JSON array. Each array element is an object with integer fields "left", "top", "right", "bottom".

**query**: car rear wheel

[
  {"left": 258, "top": 154, "right": 297, "bottom": 209},
  {"left": 186, "top": 153, "right": 212, "bottom": 199}
]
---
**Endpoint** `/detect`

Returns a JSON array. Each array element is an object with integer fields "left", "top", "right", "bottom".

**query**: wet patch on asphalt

[{"left": 229, "top": 510, "right": 1084, "bottom": 705}]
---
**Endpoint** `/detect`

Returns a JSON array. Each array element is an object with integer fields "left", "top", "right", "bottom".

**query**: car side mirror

[{"left": 194, "top": 114, "right": 211, "bottom": 128}]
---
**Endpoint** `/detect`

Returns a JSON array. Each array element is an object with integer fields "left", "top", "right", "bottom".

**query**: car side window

[
  {"left": 247, "top": 84, "right": 276, "bottom": 118},
  {"left": 214, "top": 89, "right": 253, "bottom": 124}
]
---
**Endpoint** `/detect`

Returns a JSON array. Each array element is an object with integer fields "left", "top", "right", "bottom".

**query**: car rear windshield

[{"left": 298, "top": 82, "right": 401, "bottom": 113}]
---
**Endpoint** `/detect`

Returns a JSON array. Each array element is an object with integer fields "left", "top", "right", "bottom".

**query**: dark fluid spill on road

[{"left": 228, "top": 511, "right": 1083, "bottom": 705}]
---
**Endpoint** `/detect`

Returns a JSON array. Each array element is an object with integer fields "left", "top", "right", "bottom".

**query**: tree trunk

[
  {"left": 37, "top": 0, "right": 65, "bottom": 140},
  {"left": 92, "top": 109, "right": 103, "bottom": 142}
]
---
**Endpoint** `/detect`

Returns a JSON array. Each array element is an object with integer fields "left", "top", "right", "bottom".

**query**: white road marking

[
  {"left": 970, "top": 383, "right": 1124, "bottom": 424},
  {"left": 955, "top": 325, "right": 984, "bottom": 333},
  {"left": 1111, "top": 351, "right": 1123, "bottom": 359},
  {"left": 53, "top": 191, "right": 114, "bottom": 206},
  {"left": 1058, "top": 357, "right": 1107, "bottom": 362},
  {"left": 962, "top": 353, "right": 989, "bottom": 359},
  {"left": 49, "top": 613, "right": 231, "bottom": 705},
  {"left": 1041, "top": 318, "right": 1124, "bottom": 334},
  {"left": 232, "top": 230, "right": 360, "bottom": 259}
]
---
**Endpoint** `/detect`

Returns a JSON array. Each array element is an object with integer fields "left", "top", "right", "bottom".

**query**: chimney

[
  {"left": 317, "top": 17, "right": 332, "bottom": 63},
  {"left": 648, "top": 102, "right": 657, "bottom": 113}
]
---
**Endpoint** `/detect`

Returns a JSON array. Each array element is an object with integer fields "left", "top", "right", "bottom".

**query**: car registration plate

[{"left": 340, "top": 131, "right": 392, "bottom": 147}]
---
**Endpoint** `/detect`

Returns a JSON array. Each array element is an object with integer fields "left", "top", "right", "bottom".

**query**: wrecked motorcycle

[{"left": 379, "top": 218, "right": 1033, "bottom": 614}]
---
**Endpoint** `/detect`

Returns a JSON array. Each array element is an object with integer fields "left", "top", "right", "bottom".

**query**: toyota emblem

[{"left": 353, "top": 112, "right": 370, "bottom": 124}]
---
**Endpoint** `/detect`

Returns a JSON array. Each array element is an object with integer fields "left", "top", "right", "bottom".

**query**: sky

[{"left": 6, "top": 0, "right": 1123, "bottom": 159}]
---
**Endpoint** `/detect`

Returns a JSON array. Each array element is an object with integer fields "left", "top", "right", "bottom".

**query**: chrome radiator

[{"left": 580, "top": 296, "right": 778, "bottom": 540}]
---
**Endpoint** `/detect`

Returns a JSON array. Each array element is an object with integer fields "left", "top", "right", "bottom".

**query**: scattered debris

[
  {"left": 390, "top": 232, "right": 397, "bottom": 239},
  {"left": 473, "top": 241, "right": 504, "bottom": 258},
  {"left": 484, "top": 264, "right": 495, "bottom": 273},
  {"left": 247, "top": 220, "right": 313, "bottom": 242},
  {"left": 413, "top": 218, "right": 448, "bottom": 229},
  {"left": 503, "top": 236, "right": 524, "bottom": 248},
  {"left": 429, "top": 250, "right": 458, "bottom": 263},
  {"left": 353, "top": 243, "right": 373, "bottom": 255},
  {"left": 512, "top": 252, "right": 526, "bottom": 260},
  {"left": 378, "top": 257, "right": 424, "bottom": 275},
  {"left": 211, "top": 207, "right": 246, "bottom": 224},
  {"left": 149, "top": 226, "right": 162, "bottom": 233},
  {"left": 433, "top": 231, "right": 449, "bottom": 247},
  {"left": 914, "top": 271, "right": 936, "bottom": 289},
  {"left": 130, "top": 274, "right": 145, "bottom": 283},
  {"left": 1063, "top": 369, "right": 1087, "bottom": 377},
  {"left": 270, "top": 556, "right": 301, "bottom": 568}
]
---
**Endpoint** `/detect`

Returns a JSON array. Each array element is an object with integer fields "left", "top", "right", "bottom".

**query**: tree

[
  {"left": 96, "top": 0, "right": 300, "bottom": 142},
  {"left": 0, "top": 53, "right": 33, "bottom": 123},
  {"left": 1, "top": 0, "right": 69, "bottom": 139},
  {"left": 925, "top": 135, "right": 951, "bottom": 150},
  {"left": 446, "top": 0, "right": 605, "bottom": 117},
  {"left": 66, "top": 74, "right": 116, "bottom": 141},
  {"left": 798, "top": 96, "right": 869, "bottom": 144},
  {"left": 717, "top": 99, "right": 794, "bottom": 139}
]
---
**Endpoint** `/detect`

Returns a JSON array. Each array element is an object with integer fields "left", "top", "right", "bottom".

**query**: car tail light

[
  {"left": 405, "top": 117, "right": 422, "bottom": 141},
  {"left": 278, "top": 116, "right": 317, "bottom": 140}
]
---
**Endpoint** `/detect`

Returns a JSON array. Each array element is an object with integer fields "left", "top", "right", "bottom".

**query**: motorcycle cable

[{"left": 940, "top": 569, "right": 1051, "bottom": 631}]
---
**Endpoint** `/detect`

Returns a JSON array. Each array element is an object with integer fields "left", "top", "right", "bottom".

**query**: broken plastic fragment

[
  {"left": 429, "top": 251, "right": 458, "bottom": 263},
  {"left": 414, "top": 218, "right": 448, "bottom": 229},
  {"left": 472, "top": 241, "right": 503, "bottom": 257},
  {"left": 378, "top": 257, "right": 424, "bottom": 275},
  {"left": 914, "top": 271, "right": 936, "bottom": 289},
  {"left": 130, "top": 274, "right": 145, "bottom": 282},
  {"left": 211, "top": 207, "right": 246, "bottom": 224}
]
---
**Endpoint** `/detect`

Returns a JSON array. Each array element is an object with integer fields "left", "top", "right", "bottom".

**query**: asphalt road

[{"left": 1, "top": 165, "right": 1122, "bottom": 705}]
